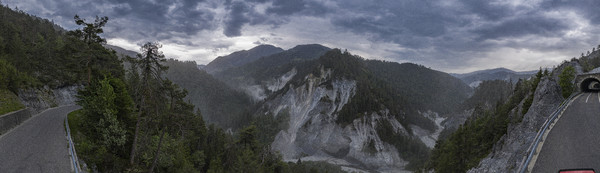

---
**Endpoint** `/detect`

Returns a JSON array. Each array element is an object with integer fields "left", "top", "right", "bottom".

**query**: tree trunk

[
  {"left": 149, "top": 92, "right": 174, "bottom": 173},
  {"left": 86, "top": 56, "right": 91, "bottom": 86},
  {"left": 149, "top": 128, "right": 166, "bottom": 173},
  {"left": 129, "top": 110, "right": 143, "bottom": 166},
  {"left": 130, "top": 79, "right": 148, "bottom": 167}
]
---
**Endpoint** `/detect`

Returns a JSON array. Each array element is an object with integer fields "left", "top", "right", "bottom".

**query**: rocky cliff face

[
  {"left": 468, "top": 77, "right": 563, "bottom": 172},
  {"left": 17, "top": 86, "right": 79, "bottom": 113},
  {"left": 239, "top": 68, "right": 298, "bottom": 101},
  {"left": 255, "top": 67, "right": 437, "bottom": 172}
]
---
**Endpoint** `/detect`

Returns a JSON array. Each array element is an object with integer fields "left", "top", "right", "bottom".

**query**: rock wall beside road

[
  {"left": 0, "top": 85, "right": 80, "bottom": 135},
  {"left": 17, "top": 86, "right": 79, "bottom": 114},
  {"left": 468, "top": 77, "right": 564, "bottom": 172},
  {"left": 0, "top": 108, "right": 33, "bottom": 135}
]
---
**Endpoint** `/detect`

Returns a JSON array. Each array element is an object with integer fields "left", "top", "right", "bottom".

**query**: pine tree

[
  {"left": 149, "top": 80, "right": 188, "bottom": 172},
  {"left": 68, "top": 15, "right": 108, "bottom": 85},
  {"left": 129, "top": 42, "right": 168, "bottom": 167},
  {"left": 559, "top": 66, "right": 576, "bottom": 98}
]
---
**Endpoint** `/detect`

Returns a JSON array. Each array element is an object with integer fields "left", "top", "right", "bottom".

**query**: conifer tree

[
  {"left": 68, "top": 15, "right": 108, "bottom": 85},
  {"left": 128, "top": 42, "right": 168, "bottom": 167}
]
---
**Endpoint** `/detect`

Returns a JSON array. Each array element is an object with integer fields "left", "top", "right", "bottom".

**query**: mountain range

[
  {"left": 4, "top": 4, "right": 595, "bottom": 172},
  {"left": 108, "top": 43, "right": 549, "bottom": 172},
  {"left": 451, "top": 67, "right": 536, "bottom": 87}
]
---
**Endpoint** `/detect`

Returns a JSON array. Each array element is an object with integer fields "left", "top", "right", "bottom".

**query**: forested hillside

[
  {"left": 453, "top": 68, "right": 535, "bottom": 88},
  {"left": 164, "top": 59, "right": 253, "bottom": 129},
  {"left": 0, "top": 4, "right": 345, "bottom": 173},
  {"left": 215, "top": 44, "right": 330, "bottom": 100},
  {"left": 204, "top": 44, "right": 284, "bottom": 74},
  {"left": 219, "top": 48, "right": 473, "bottom": 171},
  {"left": 217, "top": 44, "right": 330, "bottom": 81},
  {"left": 427, "top": 70, "right": 546, "bottom": 172},
  {"left": 0, "top": 4, "right": 123, "bottom": 89},
  {"left": 364, "top": 60, "right": 472, "bottom": 116}
]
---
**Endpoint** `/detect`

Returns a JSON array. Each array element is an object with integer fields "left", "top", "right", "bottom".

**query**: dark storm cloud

[
  {"left": 4, "top": 0, "right": 217, "bottom": 41},
  {"left": 541, "top": 0, "right": 600, "bottom": 24},
  {"left": 473, "top": 14, "right": 570, "bottom": 40},
  {"left": 460, "top": 0, "right": 513, "bottom": 20},
  {"left": 327, "top": 0, "right": 590, "bottom": 66},
  {"left": 104, "top": 0, "right": 215, "bottom": 40},
  {"left": 222, "top": 0, "right": 330, "bottom": 37},
  {"left": 266, "top": 0, "right": 306, "bottom": 16},
  {"left": 223, "top": 1, "right": 250, "bottom": 37},
  {"left": 4, "top": 0, "right": 600, "bottom": 72},
  {"left": 331, "top": 0, "right": 452, "bottom": 49}
]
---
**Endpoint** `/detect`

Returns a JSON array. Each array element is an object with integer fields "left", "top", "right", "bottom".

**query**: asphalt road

[
  {"left": 0, "top": 105, "right": 79, "bottom": 173},
  {"left": 532, "top": 92, "right": 600, "bottom": 172}
]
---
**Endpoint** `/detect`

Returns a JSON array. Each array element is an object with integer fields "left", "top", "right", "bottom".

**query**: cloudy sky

[{"left": 4, "top": 0, "right": 600, "bottom": 73}]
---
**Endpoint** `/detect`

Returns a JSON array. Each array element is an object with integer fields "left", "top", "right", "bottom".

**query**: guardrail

[
  {"left": 65, "top": 114, "right": 81, "bottom": 173},
  {"left": 519, "top": 92, "right": 580, "bottom": 173}
]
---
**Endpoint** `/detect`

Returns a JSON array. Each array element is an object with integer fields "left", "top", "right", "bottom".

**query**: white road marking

[
  {"left": 526, "top": 94, "right": 581, "bottom": 172},
  {"left": 597, "top": 92, "right": 600, "bottom": 103},
  {"left": 586, "top": 93, "right": 591, "bottom": 103}
]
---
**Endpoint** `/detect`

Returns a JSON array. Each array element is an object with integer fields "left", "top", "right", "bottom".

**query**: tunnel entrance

[{"left": 580, "top": 77, "right": 600, "bottom": 92}]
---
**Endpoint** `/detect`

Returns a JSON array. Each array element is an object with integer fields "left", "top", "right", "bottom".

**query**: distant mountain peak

[
  {"left": 289, "top": 44, "right": 330, "bottom": 52},
  {"left": 253, "top": 44, "right": 279, "bottom": 49},
  {"left": 453, "top": 67, "right": 535, "bottom": 88},
  {"left": 204, "top": 44, "right": 284, "bottom": 74}
]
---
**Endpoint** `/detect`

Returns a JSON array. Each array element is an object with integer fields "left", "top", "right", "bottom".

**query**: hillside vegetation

[
  {"left": 427, "top": 70, "right": 545, "bottom": 172},
  {"left": 318, "top": 50, "right": 470, "bottom": 169},
  {"left": 0, "top": 89, "right": 24, "bottom": 115},
  {"left": 0, "top": 4, "right": 345, "bottom": 173},
  {"left": 315, "top": 50, "right": 471, "bottom": 131},
  {"left": 204, "top": 44, "right": 284, "bottom": 74},
  {"left": 164, "top": 59, "right": 253, "bottom": 129},
  {"left": 233, "top": 49, "right": 472, "bottom": 170},
  {"left": 215, "top": 44, "right": 330, "bottom": 91},
  {"left": 0, "top": 5, "right": 123, "bottom": 88}
]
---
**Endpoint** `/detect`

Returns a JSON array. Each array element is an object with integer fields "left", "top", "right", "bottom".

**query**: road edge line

[
  {"left": 0, "top": 106, "right": 65, "bottom": 141},
  {"left": 526, "top": 94, "right": 580, "bottom": 172}
]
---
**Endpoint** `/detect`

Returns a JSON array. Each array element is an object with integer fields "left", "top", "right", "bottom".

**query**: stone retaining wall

[{"left": 0, "top": 108, "right": 33, "bottom": 135}]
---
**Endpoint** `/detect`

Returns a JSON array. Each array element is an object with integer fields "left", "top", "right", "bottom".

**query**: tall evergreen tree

[
  {"left": 68, "top": 15, "right": 108, "bottom": 85},
  {"left": 559, "top": 66, "right": 576, "bottom": 98},
  {"left": 128, "top": 42, "right": 168, "bottom": 167},
  {"left": 149, "top": 80, "right": 188, "bottom": 172}
]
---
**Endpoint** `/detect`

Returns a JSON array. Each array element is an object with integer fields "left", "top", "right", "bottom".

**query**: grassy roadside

[
  {"left": 67, "top": 109, "right": 90, "bottom": 172},
  {"left": 0, "top": 89, "right": 25, "bottom": 115}
]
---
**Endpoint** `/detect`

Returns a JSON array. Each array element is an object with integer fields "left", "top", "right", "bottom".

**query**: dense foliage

[
  {"left": 164, "top": 59, "right": 253, "bottom": 129},
  {"left": 364, "top": 60, "right": 472, "bottom": 115},
  {"left": 75, "top": 76, "right": 134, "bottom": 171},
  {"left": 0, "top": 89, "right": 24, "bottom": 115},
  {"left": 0, "top": 59, "right": 22, "bottom": 93},
  {"left": 204, "top": 44, "right": 284, "bottom": 74},
  {"left": 0, "top": 5, "right": 123, "bottom": 88},
  {"left": 313, "top": 50, "right": 471, "bottom": 131},
  {"left": 577, "top": 45, "right": 600, "bottom": 72},
  {"left": 427, "top": 71, "right": 545, "bottom": 172},
  {"left": 215, "top": 44, "right": 330, "bottom": 91},
  {"left": 376, "top": 120, "right": 431, "bottom": 170},
  {"left": 0, "top": 4, "right": 345, "bottom": 171},
  {"left": 461, "top": 80, "right": 513, "bottom": 110},
  {"left": 314, "top": 49, "right": 471, "bottom": 169},
  {"left": 73, "top": 42, "right": 343, "bottom": 172},
  {"left": 559, "top": 66, "right": 575, "bottom": 98}
]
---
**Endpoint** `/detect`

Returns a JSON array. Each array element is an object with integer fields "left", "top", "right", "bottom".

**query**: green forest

[
  {"left": 4, "top": 1, "right": 596, "bottom": 172},
  {"left": 426, "top": 70, "right": 547, "bottom": 172},
  {"left": 0, "top": 4, "right": 345, "bottom": 173}
]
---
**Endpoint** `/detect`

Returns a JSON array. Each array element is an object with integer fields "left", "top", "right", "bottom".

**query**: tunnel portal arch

[
  {"left": 576, "top": 72, "right": 600, "bottom": 92},
  {"left": 579, "top": 77, "right": 600, "bottom": 92}
]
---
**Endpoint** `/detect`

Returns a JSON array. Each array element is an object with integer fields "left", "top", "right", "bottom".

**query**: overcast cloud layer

[{"left": 4, "top": 0, "right": 600, "bottom": 73}]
